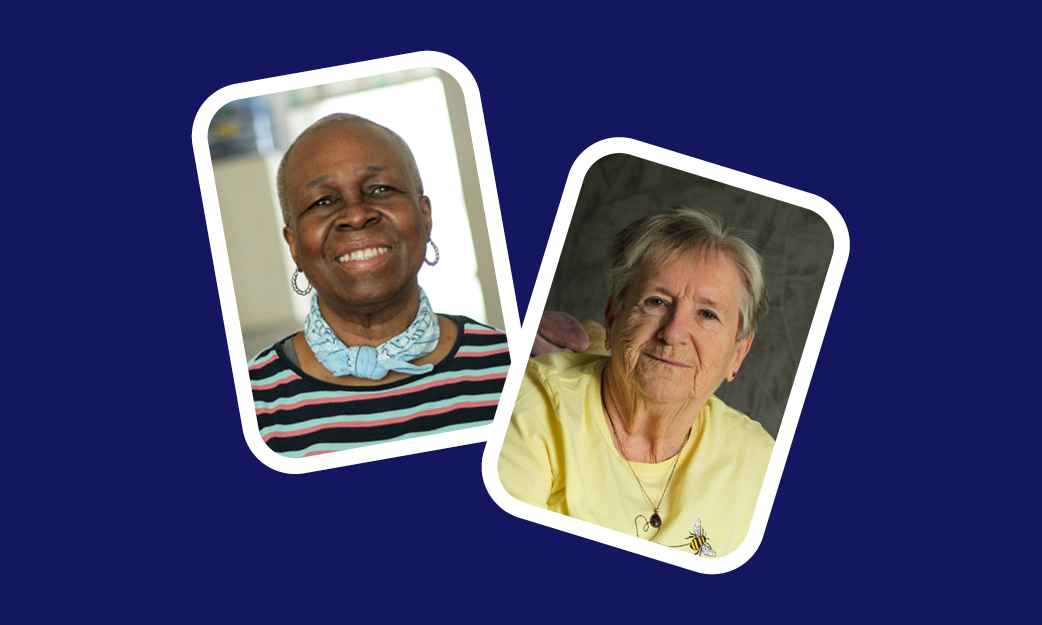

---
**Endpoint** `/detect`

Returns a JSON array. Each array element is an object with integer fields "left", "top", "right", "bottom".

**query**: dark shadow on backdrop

[{"left": 544, "top": 153, "right": 834, "bottom": 439}]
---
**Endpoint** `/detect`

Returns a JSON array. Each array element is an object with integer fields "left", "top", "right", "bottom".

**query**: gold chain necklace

[{"left": 602, "top": 370, "right": 689, "bottom": 529}]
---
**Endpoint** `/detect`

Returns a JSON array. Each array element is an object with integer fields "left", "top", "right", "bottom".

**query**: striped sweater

[{"left": 249, "top": 316, "right": 510, "bottom": 458}]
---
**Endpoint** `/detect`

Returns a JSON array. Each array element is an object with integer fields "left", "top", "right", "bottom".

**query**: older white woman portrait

[
  {"left": 498, "top": 209, "right": 773, "bottom": 557},
  {"left": 248, "top": 114, "right": 509, "bottom": 458}
]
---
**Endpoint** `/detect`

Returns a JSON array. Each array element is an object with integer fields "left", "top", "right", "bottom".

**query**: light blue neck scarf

[{"left": 304, "top": 288, "right": 440, "bottom": 381}]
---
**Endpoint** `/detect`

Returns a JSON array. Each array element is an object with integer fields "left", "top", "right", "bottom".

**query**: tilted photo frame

[
  {"left": 481, "top": 138, "right": 849, "bottom": 573},
  {"left": 192, "top": 52, "right": 520, "bottom": 474}
]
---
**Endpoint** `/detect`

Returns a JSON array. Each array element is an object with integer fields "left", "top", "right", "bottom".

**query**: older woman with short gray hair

[{"left": 498, "top": 208, "right": 774, "bottom": 557}]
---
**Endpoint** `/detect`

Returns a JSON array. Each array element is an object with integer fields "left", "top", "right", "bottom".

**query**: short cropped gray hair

[
  {"left": 609, "top": 208, "right": 769, "bottom": 340},
  {"left": 276, "top": 113, "right": 424, "bottom": 225}
]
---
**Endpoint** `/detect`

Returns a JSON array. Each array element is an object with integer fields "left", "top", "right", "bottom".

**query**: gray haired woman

[{"left": 498, "top": 208, "right": 773, "bottom": 557}]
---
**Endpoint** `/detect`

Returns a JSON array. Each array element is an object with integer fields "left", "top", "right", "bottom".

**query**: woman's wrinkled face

[
  {"left": 282, "top": 122, "right": 431, "bottom": 315},
  {"left": 606, "top": 250, "right": 754, "bottom": 409}
]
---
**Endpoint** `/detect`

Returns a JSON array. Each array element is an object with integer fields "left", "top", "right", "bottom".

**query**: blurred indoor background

[
  {"left": 207, "top": 68, "right": 503, "bottom": 359},
  {"left": 544, "top": 154, "right": 835, "bottom": 439}
]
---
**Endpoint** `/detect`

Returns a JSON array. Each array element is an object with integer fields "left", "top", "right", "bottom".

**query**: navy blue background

[{"left": 10, "top": 3, "right": 1036, "bottom": 622}]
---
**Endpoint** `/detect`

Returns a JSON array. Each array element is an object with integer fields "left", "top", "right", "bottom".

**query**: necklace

[{"left": 602, "top": 371, "right": 689, "bottom": 529}]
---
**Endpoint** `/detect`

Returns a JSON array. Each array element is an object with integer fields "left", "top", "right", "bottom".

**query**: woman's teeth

[{"left": 338, "top": 247, "right": 389, "bottom": 262}]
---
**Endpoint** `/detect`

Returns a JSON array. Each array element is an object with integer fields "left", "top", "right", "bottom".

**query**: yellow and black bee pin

[{"left": 685, "top": 518, "right": 716, "bottom": 557}]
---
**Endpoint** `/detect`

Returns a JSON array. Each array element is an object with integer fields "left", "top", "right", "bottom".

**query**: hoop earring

[
  {"left": 424, "top": 240, "right": 440, "bottom": 266},
  {"left": 291, "top": 269, "right": 312, "bottom": 296}
]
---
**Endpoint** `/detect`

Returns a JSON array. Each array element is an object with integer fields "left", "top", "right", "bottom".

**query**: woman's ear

[
  {"left": 728, "top": 332, "right": 755, "bottom": 379},
  {"left": 420, "top": 196, "right": 433, "bottom": 238},
  {"left": 283, "top": 226, "right": 299, "bottom": 268}
]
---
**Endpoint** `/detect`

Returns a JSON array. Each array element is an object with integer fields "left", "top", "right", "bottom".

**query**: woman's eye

[
  {"left": 311, "top": 195, "right": 338, "bottom": 208},
  {"left": 699, "top": 310, "right": 718, "bottom": 320},
  {"left": 646, "top": 297, "right": 667, "bottom": 307}
]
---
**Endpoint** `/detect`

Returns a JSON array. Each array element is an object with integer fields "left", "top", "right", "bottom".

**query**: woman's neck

[
  {"left": 319, "top": 282, "right": 420, "bottom": 347},
  {"left": 602, "top": 366, "right": 700, "bottom": 464}
]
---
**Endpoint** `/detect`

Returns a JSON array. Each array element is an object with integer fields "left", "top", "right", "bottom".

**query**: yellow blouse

[{"left": 497, "top": 353, "right": 774, "bottom": 557}]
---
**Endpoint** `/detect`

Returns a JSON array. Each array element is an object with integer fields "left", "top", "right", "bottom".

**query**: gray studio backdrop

[{"left": 544, "top": 154, "right": 835, "bottom": 439}]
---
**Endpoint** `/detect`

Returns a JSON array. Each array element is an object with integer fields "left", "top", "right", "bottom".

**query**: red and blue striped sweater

[{"left": 249, "top": 316, "right": 509, "bottom": 458}]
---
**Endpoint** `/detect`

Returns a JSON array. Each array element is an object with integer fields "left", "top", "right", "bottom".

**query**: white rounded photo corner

[
  {"left": 191, "top": 51, "right": 522, "bottom": 475},
  {"left": 481, "top": 137, "right": 850, "bottom": 573}
]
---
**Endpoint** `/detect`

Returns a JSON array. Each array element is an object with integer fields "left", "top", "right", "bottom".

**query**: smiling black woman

[{"left": 248, "top": 114, "right": 509, "bottom": 458}]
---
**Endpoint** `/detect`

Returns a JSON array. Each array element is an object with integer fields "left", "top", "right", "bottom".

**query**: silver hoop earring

[
  {"left": 291, "top": 269, "right": 312, "bottom": 296},
  {"left": 424, "top": 240, "right": 440, "bottom": 266}
]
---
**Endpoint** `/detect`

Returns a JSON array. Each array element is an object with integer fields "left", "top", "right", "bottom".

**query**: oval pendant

[{"left": 650, "top": 512, "right": 662, "bottom": 528}]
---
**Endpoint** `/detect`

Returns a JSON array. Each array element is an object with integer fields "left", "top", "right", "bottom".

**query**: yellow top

[{"left": 497, "top": 353, "right": 774, "bottom": 557}]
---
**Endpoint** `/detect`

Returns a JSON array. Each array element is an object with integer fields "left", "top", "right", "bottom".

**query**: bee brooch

[{"left": 684, "top": 518, "right": 716, "bottom": 557}]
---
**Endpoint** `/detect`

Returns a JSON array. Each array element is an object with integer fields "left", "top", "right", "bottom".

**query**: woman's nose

[
  {"left": 657, "top": 310, "right": 691, "bottom": 345},
  {"left": 334, "top": 198, "right": 380, "bottom": 230}
]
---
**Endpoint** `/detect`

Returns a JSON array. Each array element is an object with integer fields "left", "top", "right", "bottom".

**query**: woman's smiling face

[
  {"left": 606, "top": 249, "right": 754, "bottom": 409},
  {"left": 281, "top": 121, "right": 431, "bottom": 316}
]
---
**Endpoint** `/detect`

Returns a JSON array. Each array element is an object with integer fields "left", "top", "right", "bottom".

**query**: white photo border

[
  {"left": 192, "top": 51, "right": 521, "bottom": 474},
  {"left": 480, "top": 138, "right": 850, "bottom": 573}
]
